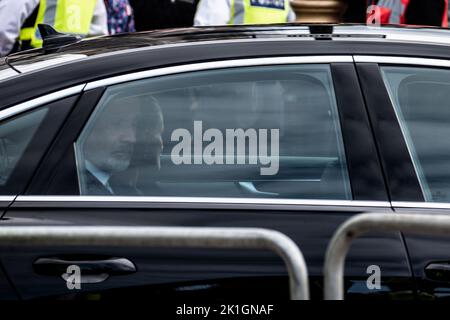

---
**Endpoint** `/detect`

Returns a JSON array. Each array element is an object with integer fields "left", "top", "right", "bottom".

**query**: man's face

[{"left": 84, "top": 98, "right": 139, "bottom": 174}]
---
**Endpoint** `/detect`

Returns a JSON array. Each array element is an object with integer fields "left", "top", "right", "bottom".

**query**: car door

[
  {"left": 356, "top": 55, "right": 450, "bottom": 300},
  {"left": 0, "top": 88, "right": 80, "bottom": 299},
  {"left": 0, "top": 55, "right": 414, "bottom": 300}
]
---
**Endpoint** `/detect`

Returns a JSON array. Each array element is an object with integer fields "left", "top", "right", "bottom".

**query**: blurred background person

[
  {"left": 129, "top": 0, "right": 200, "bottom": 31},
  {"left": 0, "top": 0, "right": 108, "bottom": 57},
  {"left": 367, "top": 0, "right": 448, "bottom": 27},
  {"left": 342, "top": 0, "right": 369, "bottom": 23},
  {"left": 193, "top": 0, "right": 296, "bottom": 26},
  {"left": 370, "top": 0, "right": 407, "bottom": 24},
  {"left": 405, "top": 0, "right": 448, "bottom": 27},
  {"left": 0, "top": 0, "right": 39, "bottom": 56},
  {"left": 103, "top": 0, "right": 135, "bottom": 35}
]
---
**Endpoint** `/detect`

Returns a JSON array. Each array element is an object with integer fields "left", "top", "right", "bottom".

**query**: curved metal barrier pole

[
  {"left": 0, "top": 226, "right": 309, "bottom": 300},
  {"left": 324, "top": 212, "right": 450, "bottom": 300}
]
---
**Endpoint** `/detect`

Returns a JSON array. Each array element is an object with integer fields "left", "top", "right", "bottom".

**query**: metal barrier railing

[
  {"left": 0, "top": 226, "right": 309, "bottom": 300},
  {"left": 324, "top": 212, "right": 450, "bottom": 300}
]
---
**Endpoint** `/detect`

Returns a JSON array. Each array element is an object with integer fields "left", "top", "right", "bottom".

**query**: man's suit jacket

[
  {"left": 84, "top": 171, "right": 113, "bottom": 195},
  {"left": 83, "top": 170, "right": 143, "bottom": 196}
]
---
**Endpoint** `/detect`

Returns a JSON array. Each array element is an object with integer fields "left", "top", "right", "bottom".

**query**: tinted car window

[
  {"left": 75, "top": 65, "right": 351, "bottom": 199},
  {"left": 0, "top": 108, "right": 48, "bottom": 186},
  {"left": 382, "top": 66, "right": 450, "bottom": 202}
]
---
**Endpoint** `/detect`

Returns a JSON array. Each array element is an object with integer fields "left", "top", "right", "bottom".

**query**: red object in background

[
  {"left": 366, "top": 2, "right": 391, "bottom": 25},
  {"left": 367, "top": 0, "right": 407, "bottom": 25},
  {"left": 401, "top": 0, "right": 448, "bottom": 27},
  {"left": 442, "top": 0, "right": 448, "bottom": 27},
  {"left": 367, "top": 0, "right": 448, "bottom": 27},
  {"left": 379, "top": 6, "right": 392, "bottom": 24},
  {"left": 400, "top": 0, "right": 410, "bottom": 24}
]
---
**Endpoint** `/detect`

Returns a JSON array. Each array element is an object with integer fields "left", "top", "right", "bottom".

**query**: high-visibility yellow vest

[
  {"left": 20, "top": 0, "right": 97, "bottom": 48},
  {"left": 229, "top": 0, "right": 290, "bottom": 25}
]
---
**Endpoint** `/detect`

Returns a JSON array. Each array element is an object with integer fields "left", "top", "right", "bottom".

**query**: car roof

[
  {"left": 5, "top": 24, "right": 450, "bottom": 74},
  {"left": 4, "top": 23, "right": 450, "bottom": 112}
]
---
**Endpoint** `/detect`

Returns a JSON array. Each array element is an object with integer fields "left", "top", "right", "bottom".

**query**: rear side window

[
  {"left": 382, "top": 66, "right": 450, "bottom": 202},
  {"left": 74, "top": 64, "right": 352, "bottom": 199},
  {"left": 0, "top": 108, "right": 48, "bottom": 186}
]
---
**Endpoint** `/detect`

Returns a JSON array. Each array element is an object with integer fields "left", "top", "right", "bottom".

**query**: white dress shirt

[
  {"left": 85, "top": 160, "right": 114, "bottom": 194},
  {"left": 194, "top": 0, "right": 296, "bottom": 26}
]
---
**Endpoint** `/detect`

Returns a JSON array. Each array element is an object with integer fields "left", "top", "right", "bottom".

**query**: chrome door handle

[
  {"left": 33, "top": 256, "right": 136, "bottom": 283},
  {"left": 425, "top": 262, "right": 450, "bottom": 282}
]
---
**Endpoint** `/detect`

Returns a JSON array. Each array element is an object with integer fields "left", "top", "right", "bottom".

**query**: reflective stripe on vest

[
  {"left": 229, "top": 0, "right": 290, "bottom": 25},
  {"left": 20, "top": 0, "right": 97, "bottom": 48},
  {"left": 19, "top": 27, "right": 35, "bottom": 42}
]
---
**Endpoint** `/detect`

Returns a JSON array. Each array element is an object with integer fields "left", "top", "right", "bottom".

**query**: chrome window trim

[
  {"left": 84, "top": 56, "right": 353, "bottom": 90},
  {"left": 354, "top": 56, "right": 450, "bottom": 68},
  {"left": 0, "top": 84, "right": 86, "bottom": 122},
  {"left": 15, "top": 196, "right": 390, "bottom": 208},
  {"left": 393, "top": 202, "right": 450, "bottom": 210},
  {"left": 0, "top": 196, "right": 16, "bottom": 202}
]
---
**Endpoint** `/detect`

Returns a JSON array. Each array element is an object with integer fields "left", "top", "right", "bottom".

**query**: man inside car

[{"left": 79, "top": 95, "right": 164, "bottom": 195}]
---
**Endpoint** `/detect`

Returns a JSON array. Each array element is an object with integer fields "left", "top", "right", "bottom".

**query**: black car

[{"left": 1, "top": 24, "right": 450, "bottom": 300}]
